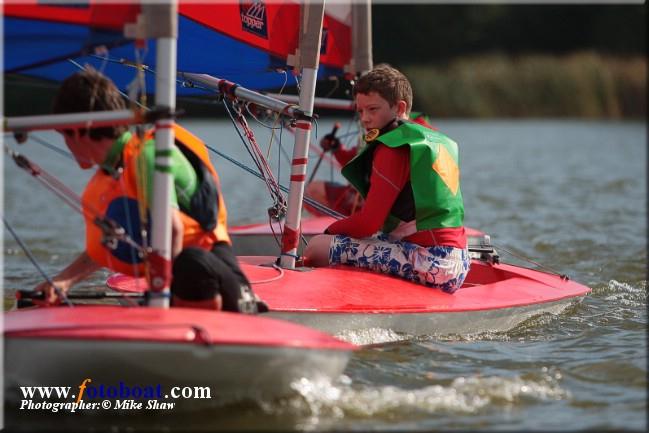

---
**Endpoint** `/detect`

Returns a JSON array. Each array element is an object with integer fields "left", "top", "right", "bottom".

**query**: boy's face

[
  {"left": 60, "top": 130, "right": 111, "bottom": 169},
  {"left": 61, "top": 130, "right": 94, "bottom": 169},
  {"left": 355, "top": 91, "right": 407, "bottom": 131}
]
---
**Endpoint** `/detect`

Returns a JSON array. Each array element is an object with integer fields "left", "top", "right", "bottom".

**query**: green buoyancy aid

[{"left": 341, "top": 121, "right": 465, "bottom": 232}]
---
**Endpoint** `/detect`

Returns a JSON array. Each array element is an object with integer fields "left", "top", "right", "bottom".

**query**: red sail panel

[
  {"left": 3, "top": 2, "right": 139, "bottom": 31},
  {"left": 4, "top": 3, "right": 91, "bottom": 25},
  {"left": 179, "top": 2, "right": 300, "bottom": 62},
  {"left": 179, "top": 1, "right": 351, "bottom": 70},
  {"left": 321, "top": 13, "right": 352, "bottom": 70}
]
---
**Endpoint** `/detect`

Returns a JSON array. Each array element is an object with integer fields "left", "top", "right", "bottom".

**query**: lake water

[{"left": 3, "top": 118, "right": 646, "bottom": 431}]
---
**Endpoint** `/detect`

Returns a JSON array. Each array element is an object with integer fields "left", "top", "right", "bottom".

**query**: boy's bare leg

[{"left": 304, "top": 234, "right": 334, "bottom": 267}]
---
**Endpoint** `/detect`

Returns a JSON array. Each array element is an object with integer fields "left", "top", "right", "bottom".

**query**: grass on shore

[{"left": 404, "top": 51, "right": 646, "bottom": 118}]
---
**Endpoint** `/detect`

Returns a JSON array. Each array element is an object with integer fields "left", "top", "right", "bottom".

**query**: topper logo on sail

[{"left": 240, "top": 1, "right": 268, "bottom": 39}]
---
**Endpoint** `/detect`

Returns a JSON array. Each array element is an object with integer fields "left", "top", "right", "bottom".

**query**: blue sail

[{"left": 3, "top": 2, "right": 351, "bottom": 94}]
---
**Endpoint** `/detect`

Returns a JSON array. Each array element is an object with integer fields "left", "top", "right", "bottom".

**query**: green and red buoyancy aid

[{"left": 341, "top": 121, "right": 464, "bottom": 233}]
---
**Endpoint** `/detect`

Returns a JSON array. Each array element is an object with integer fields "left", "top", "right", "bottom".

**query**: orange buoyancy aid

[{"left": 82, "top": 124, "right": 230, "bottom": 277}]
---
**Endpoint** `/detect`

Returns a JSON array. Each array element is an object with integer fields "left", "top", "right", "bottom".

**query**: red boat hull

[
  {"left": 107, "top": 258, "right": 591, "bottom": 337},
  {"left": 4, "top": 306, "right": 354, "bottom": 405}
]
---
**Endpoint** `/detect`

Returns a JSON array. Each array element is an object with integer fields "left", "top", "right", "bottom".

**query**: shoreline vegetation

[
  {"left": 4, "top": 52, "right": 646, "bottom": 119},
  {"left": 404, "top": 52, "right": 646, "bottom": 119}
]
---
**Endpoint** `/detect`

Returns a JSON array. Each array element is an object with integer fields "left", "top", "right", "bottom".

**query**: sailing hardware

[
  {"left": 15, "top": 289, "right": 143, "bottom": 309},
  {"left": 491, "top": 241, "right": 570, "bottom": 281},
  {"left": 93, "top": 216, "right": 147, "bottom": 257},
  {"left": 468, "top": 235, "right": 500, "bottom": 264}
]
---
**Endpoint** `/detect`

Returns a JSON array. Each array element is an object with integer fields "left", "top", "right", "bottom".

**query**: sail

[{"left": 3, "top": 1, "right": 353, "bottom": 93}]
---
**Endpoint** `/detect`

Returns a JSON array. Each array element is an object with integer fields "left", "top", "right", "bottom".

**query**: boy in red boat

[
  {"left": 33, "top": 67, "right": 262, "bottom": 312},
  {"left": 304, "top": 64, "right": 470, "bottom": 293},
  {"left": 305, "top": 111, "right": 436, "bottom": 216}
]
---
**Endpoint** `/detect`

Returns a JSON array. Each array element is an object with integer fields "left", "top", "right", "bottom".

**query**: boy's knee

[
  {"left": 304, "top": 234, "right": 333, "bottom": 267},
  {"left": 171, "top": 247, "right": 223, "bottom": 307}
]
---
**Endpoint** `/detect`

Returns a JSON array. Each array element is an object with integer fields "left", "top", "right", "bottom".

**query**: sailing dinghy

[
  {"left": 103, "top": 3, "right": 590, "bottom": 340},
  {"left": 3, "top": 1, "right": 355, "bottom": 405},
  {"left": 109, "top": 252, "right": 591, "bottom": 338},
  {"left": 5, "top": 0, "right": 590, "bottom": 344}
]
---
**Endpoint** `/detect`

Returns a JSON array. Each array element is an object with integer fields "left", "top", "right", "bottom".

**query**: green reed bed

[{"left": 404, "top": 52, "right": 646, "bottom": 119}]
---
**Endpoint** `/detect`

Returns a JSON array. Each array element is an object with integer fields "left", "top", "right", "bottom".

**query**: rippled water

[{"left": 3, "top": 119, "right": 646, "bottom": 431}]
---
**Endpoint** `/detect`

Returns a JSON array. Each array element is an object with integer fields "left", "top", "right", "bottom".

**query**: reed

[{"left": 404, "top": 52, "right": 646, "bottom": 119}]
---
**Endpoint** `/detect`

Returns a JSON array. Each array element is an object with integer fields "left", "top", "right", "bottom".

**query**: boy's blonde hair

[{"left": 353, "top": 64, "right": 413, "bottom": 115}]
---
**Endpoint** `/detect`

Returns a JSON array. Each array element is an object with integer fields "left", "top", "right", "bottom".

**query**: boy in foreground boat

[
  {"left": 33, "top": 67, "right": 260, "bottom": 312},
  {"left": 305, "top": 64, "right": 470, "bottom": 293}
]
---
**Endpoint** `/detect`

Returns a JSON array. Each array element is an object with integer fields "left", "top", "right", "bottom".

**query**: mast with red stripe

[
  {"left": 144, "top": 2, "right": 178, "bottom": 307},
  {"left": 280, "top": 1, "right": 326, "bottom": 269}
]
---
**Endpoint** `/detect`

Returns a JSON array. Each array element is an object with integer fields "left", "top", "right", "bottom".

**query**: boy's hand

[
  {"left": 32, "top": 280, "right": 66, "bottom": 305},
  {"left": 319, "top": 122, "right": 341, "bottom": 152},
  {"left": 320, "top": 134, "right": 341, "bottom": 152}
]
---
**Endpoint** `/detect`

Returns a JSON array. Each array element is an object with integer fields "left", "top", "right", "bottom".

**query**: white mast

[
  {"left": 280, "top": 1, "right": 326, "bottom": 269},
  {"left": 352, "top": 0, "right": 373, "bottom": 75},
  {"left": 143, "top": 2, "right": 178, "bottom": 307}
]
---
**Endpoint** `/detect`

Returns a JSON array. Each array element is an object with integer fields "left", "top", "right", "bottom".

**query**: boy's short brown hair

[
  {"left": 52, "top": 66, "right": 127, "bottom": 140},
  {"left": 353, "top": 64, "right": 413, "bottom": 114}
]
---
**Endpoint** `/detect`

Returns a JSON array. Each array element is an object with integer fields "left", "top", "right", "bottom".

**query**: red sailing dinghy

[
  {"left": 108, "top": 254, "right": 591, "bottom": 338},
  {"left": 103, "top": 3, "right": 590, "bottom": 339},
  {"left": 3, "top": 2, "right": 356, "bottom": 405},
  {"left": 231, "top": 215, "right": 489, "bottom": 256}
]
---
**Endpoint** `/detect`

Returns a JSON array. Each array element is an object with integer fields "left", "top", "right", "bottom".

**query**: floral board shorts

[{"left": 328, "top": 233, "right": 471, "bottom": 293}]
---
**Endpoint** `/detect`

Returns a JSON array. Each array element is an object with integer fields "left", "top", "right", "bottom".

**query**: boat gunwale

[{"left": 3, "top": 306, "right": 356, "bottom": 351}]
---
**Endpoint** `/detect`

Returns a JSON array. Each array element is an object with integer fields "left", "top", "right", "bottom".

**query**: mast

[
  {"left": 143, "top": 2, "right": 178, "bottom": 307},
  {"left": 280, "top": 1, "right": 326, "bottom": 269},
  {"left": 351, "top": 0, "right": 373, "bottom": 75}
]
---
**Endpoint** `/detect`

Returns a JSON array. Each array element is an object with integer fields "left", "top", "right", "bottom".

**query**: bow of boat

[
  {"left": 4, "top": 306, "right": 355, "bottom": 405},
  {"left": 238, "top": 256, "right": 592, "bottom": 335}
]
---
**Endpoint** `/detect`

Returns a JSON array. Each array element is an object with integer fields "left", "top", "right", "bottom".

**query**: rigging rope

[
  {"left": 69, "top": 53, "right": 343, "bottom": 224},
  {"left": 222, "top": 98, "right": 287, "bottom": 221},
  {"left": 203, "top": 143, "right": 344, "bottom": 219},
  {"left": 25, "top": 134, "right": 77, "bottom": 161},
  {"left": 68, "top": 59, "right": 148, "bottom": 110},
  {"left": 46, "top": 57, "right": 345, "bottom": 223},
  {"left": 3, "top": 217, "right": 73, "bottom": 307},
  {"left": 491, "top": 242, "right": 569, "bottom": 280},
  {"left": 5, "top": 146, "right": 148, "bottom": 258},
  {"left": 19, "top": 124, "right": 345, "bottom": 222},
  {"left": 20, "top": 127, "right": 570, "bottom": 279},
  {"left": 249, "top": 264, "right": 285, "bottom": 285}
]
